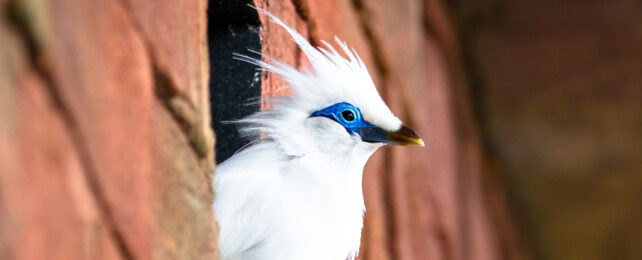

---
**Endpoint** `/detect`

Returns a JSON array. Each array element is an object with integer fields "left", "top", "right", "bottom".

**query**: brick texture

[{"left": 0, "top": 0, "right": 216, "bottom": 259}]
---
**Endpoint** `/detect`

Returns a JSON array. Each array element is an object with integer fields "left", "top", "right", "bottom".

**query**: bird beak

[
  {"left": 359, "top": 125, "right": 425, "bottom": 147},
  {"left": 386, "top": 125, "right": 425, "bottom": 146}
]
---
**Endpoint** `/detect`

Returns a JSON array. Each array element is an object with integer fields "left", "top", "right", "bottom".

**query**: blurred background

[
  {"left": 450, "top": 0, "right": 642, "bottom": 259},
  {"left": 1, "top": 0, "right": 640, "bottom": 259}
]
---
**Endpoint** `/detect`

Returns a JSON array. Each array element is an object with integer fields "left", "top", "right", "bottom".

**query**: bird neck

[{"left": 293, "top": 142, "right": 377, "bottom": 190}]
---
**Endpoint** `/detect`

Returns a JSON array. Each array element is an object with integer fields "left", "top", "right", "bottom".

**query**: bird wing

[{"left": 213, "top": 144, "right": 285, "bottom": 259}]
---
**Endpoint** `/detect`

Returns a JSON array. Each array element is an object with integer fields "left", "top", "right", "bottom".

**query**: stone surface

[
  {"left": 0, "top": 67, "right": 121, "bottom": 260},
  {"left": 0, "top": 0, "right": 216, "bottom": 258}
]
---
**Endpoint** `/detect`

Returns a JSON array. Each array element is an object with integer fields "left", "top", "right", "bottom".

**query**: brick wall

[{"left": 0, "top": 0, "right": 217, "bottom": 259}]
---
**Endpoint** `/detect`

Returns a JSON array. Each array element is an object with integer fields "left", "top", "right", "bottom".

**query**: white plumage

[{"left": 213, "top": 8, "right": 423, "bottom": 260}]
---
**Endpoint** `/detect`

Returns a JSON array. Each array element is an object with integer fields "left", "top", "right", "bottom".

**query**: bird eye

[{"left": 341, "top": 110, "right": 356, "bottom": 122}]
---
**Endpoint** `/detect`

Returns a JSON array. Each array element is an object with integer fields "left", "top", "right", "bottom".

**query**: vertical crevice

[
  {"left": 380, "top": 151, "right": 398, "bottom": 258},
  {"left": 290, "top": 0, "right": 319, "bottom": 45},
  {"left": 350, "top": 0, "right": 390, "bottom": 89},
  {"left": 426, "top": 183, "right": 455, "bottom": 260},
  {"left": 153, "top": 65, "right": 209, "bottom": 158},
  {"left": 290, "top": 0, "right": 313, "bottom": 70},
  {"left": 420, "top": 1, "right": 468, "bottom": 257},
  {"left": 114, "top": 0, "right": 213, "bottom": 161},
  {"left": 208, "top": 1, "right": 262, "bottom": 164},
  {"left": 37, "top": 79, "right": 136, "bottom": 260}
]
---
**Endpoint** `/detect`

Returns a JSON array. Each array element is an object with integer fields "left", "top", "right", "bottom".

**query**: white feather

[{"left": 214, "top": 7, "right": 401, "bottom": 260}]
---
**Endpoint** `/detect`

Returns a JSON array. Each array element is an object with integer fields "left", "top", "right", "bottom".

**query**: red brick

[
  {"left": 125, "top": 0, "right": 211, "bottom": 126},
  {"left": 254, "top": 0, "right": 301, "bottom": 99},
  {"left": 0, "top": 0, "right": 216, "bottom": 258},
  {"left": 0, "top": 69, "right": 121, "bottom": 260}
]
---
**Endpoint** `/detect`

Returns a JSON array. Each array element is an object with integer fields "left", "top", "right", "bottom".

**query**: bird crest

[{"left": 233, "top": 7, "right": 414, "bottom": 157}]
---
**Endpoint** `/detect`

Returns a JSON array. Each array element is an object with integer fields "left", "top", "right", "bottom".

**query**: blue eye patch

[
  {"left": 310, "top": 102, "right": 376, "bottom": 135},
  {"left": 309, "top": 103, "right": 423, "bottom": 146}
]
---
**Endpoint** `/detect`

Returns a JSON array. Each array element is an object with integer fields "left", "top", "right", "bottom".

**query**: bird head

[{"left": 236, "top": 8, "right": 423, "bottom": 163}]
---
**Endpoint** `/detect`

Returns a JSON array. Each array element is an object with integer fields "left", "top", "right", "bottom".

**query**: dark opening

[{"left": 208, "top": 1, "right": 262, "bottom": 164}]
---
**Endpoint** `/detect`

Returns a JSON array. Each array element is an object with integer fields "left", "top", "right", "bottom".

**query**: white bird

[{"left": 213, "top": 8, "right": 424, "bottom": 260}]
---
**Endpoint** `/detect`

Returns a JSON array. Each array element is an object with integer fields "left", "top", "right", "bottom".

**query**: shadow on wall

[
  {"left": 209, "top": 0, "right": 262, "bottom": 164},
  {"left": 450, "top": 0, "right": 642, "bottom": 259}
]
